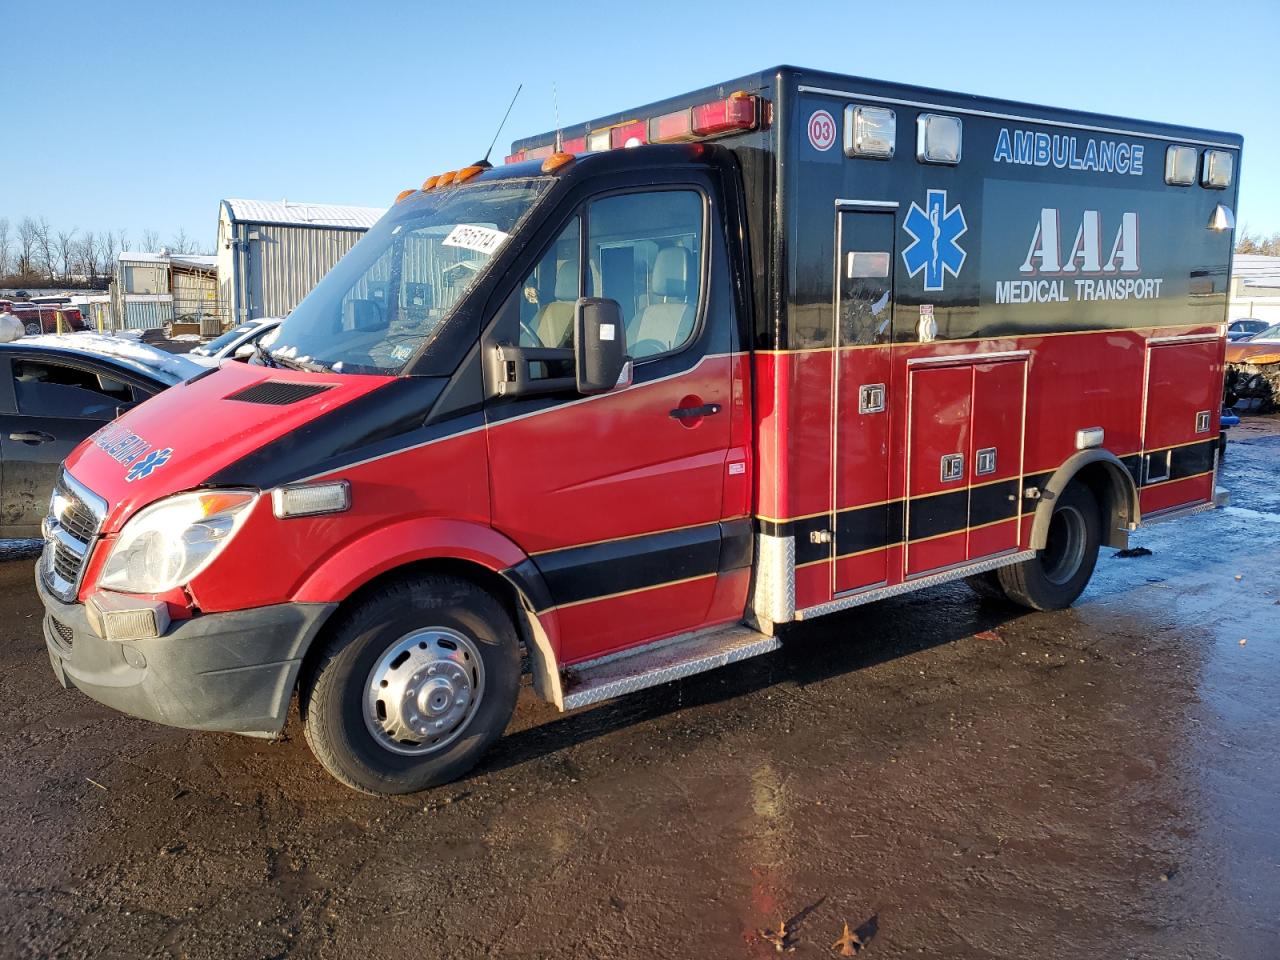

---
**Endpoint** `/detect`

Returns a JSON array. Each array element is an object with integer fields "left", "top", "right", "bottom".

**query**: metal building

[
  {"left": 111, "top": 252, "right": 175, "bottom": 330},
  {"left": 217, "top": 199, "right": 386, "bottom": 325}
]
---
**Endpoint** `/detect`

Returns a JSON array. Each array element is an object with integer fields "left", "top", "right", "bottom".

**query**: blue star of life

[
  {"left": 902, "top": 189, "right": 968, "bottom": 292},
  {"left": 126, "top": 447, "right": 172, "bottom": 482}
]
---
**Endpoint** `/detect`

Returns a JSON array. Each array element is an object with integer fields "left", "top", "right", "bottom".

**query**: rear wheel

[
  {"left": 300, "top": 575, "right": 520, "bottom": 794},
  {"left": 997, "top": 483, "right": 1101, "bottom": 611}
]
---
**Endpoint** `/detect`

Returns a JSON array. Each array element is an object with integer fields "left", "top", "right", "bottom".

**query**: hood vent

[{"left": 225, "top": 380, "right": 334, "bottom": 405}]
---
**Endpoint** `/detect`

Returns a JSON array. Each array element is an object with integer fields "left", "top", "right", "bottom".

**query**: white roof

[
  {"left": 119, "top": 251, "right": 170, "bottom": 264},
  {"left": 222, "top": 198, "right": 386, "bottom": 230},
  {"left": 9, "top": 333, "right": 205, "bottom": 383},
  {"left": 170, "top": 254, "right": 217, "bottom": 270}
]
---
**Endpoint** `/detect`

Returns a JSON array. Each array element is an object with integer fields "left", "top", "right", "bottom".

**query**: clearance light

[
  {"left": 422, "top": 175, "right": 440, "bottom": 191},
  {"left": 437, "top": 170, "right": 457, "bottom": 186},
  {"left": 453, "top": 165, "right": 484, "bottom": 184},
  {"left": 272, "top": 480, "right": 351, "bottom": 519},
  {"left": 610, "top": 120, "right": 647, "bottom": 149},
  {"left": 395, "top": 189, "right": 415, "bottom": 203},
  {"left": 691, "top": 92, "right": 758, "bottom": 137},
  {"left": 542, "top": 152, "right": 575, "bottom": 173}
]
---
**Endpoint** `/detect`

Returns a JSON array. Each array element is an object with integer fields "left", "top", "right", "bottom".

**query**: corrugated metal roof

[
  {"left": 223, "top": 198, "right": 386, "bottom": 230},
  {"left": 118, "top": 251, "right": 169, "bottom": 264}
]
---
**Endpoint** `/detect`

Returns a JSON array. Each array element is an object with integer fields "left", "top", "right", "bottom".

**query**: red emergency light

[{"left": 504, "top": 92, "right": 764, "bottom": 164}]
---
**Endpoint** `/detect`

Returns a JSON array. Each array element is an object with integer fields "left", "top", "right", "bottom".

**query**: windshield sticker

[
  {"left": 441, "top": 224, "right": 508, "bottom": 256},
  {"left": 126, "top": 447, "right": 172, "bottom": 482}
]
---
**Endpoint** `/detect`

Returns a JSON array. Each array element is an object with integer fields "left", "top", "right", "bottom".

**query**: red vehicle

[
  {"left": 10, "top": 302, "right": 87, "bottom": 335},
  {"left": 37, "top": 67, "right": 1240, "bottom": 794}
]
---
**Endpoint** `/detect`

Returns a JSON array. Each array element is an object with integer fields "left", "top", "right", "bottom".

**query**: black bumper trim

[{"left": 37, "top": 570, "right": 337, "bottom": 737}]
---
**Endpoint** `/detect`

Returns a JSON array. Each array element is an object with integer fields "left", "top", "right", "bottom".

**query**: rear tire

[
  {"left": 300, "top": 575, "right": 520, "bottom": 795},
  {"left": 997, "top": 483, "right": 1101, "bottom": 611}
]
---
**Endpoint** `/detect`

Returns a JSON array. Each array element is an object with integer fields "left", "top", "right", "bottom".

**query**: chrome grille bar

[{"left": 40, "top": 470, "right": 107, "bottom": 602}]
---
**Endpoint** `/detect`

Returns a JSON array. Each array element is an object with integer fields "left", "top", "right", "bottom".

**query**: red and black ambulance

[{"left": 38, "top": 66, "right": 1241, "bottom": 794}]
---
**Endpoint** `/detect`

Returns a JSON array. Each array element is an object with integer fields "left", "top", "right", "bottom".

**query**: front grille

[
  {"left": 49, "top": 617, "right": 74, "bottom": 657},
  {"left": 225, "top": 380, "right": 333, "bottom": 405},
  {"left": 41, "top": 471, "right": 107, "bottom": 602}
]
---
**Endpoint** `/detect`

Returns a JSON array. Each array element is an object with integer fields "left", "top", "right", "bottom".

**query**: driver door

[{"left": 484, "top": 180, "right": 739, "bottom": 664}]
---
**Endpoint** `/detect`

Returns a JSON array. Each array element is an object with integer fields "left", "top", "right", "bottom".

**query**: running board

[{"left": 560, "top": 623, "right": 780, "bottom": 711}]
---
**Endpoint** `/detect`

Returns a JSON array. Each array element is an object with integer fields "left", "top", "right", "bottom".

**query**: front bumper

[{"left": 37, "top": 570, "right": 336, "bottom": 737}]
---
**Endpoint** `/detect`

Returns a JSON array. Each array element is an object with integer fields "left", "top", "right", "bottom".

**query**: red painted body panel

[
  {"left": 1140, "top": 473, "right": 1214, "bottom": 515},
  {"left": 64, "top": 362, "right": 394, "bottom": 537},
  {"left": 905, "top": 364, "right": 971, "bottom": 574},
  {"left": 968, "top": 360, "right": 1027, "bottom": 559},
  {"left": 1143, "top": 339, "right": 1222, "bottom": 451},
  {"left": 833, "top": 347, "right": 892, "bottom": 591}
]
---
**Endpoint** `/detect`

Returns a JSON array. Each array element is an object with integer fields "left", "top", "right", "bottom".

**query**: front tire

[
  {"left": 300, "top": 575, "right": 520, "bottom": 795},
  {"left": 997, "top": 483, "right": 1101, "bottom": 611}
]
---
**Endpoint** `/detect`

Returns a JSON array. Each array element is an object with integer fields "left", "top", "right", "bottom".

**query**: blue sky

[{"left": 3, "top": 0, "right": 1276, "bottom": 249}]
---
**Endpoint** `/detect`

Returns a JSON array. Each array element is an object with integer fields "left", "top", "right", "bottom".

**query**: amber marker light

[{"left": 542, "top": 152, "right": 575, "bottom": 173}]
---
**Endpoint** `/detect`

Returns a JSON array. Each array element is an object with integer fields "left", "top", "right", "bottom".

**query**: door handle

[
  {"left": 669, "top": 403, "right": 722, "bottom": 420},
  {"left": 9, "top": 431, "right": 54, "bottom": 444}
]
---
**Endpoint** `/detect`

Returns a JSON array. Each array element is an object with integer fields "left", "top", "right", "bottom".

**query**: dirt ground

[{"left": 1, "top": 421, "right": 1277, "bottom": 960}]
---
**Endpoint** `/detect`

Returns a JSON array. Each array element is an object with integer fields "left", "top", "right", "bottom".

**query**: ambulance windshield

[{"left": 265, "top": 178, "right": 551, "bottom": 375}]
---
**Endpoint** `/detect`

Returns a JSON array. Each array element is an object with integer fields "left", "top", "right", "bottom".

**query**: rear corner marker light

[
  {"left": 1165, "top": 144, "right": 1197, "bottom": 186},
  {"left": 272, "top": 480, "right": 351, "bottom": 519},
  {"left": 542, "top": 152, "right": 575, "bottom": 173},
  {"left": 587, "top": 129, "right": 611, "bottom": 152},
  {"left": 916, "top": 113, "right": 962, "bottom": 164},
  {"left": 610, "top": 120, "right": 647, "bottom": 149},
  {"left": 649, "top": 108, "right": 694, "bottom": 143},
  {"left": 1201, "top": 149, "right": 1233, "bottom": 189},
  {"left": 395, "top": 189, "right": 415, "bottom": 203},
  {"left": 845, "top": 105, "right": 896, "bottom": 159},
  {"left": 561, "top": 135, "right": 587, "bottom": 154},
  {"left": 454, "top": 165, "right": 484, "bottom": 183},
  {"left": 691, "top": 93, "right": 758, "bottom": 137}
]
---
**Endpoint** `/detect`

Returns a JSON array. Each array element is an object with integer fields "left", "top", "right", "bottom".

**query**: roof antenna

[
  {"left": 477, "top": 83, "right": 522, "bottom": 169},
  {"left": 553, "top": 82, "right": 562, "bottom": 153}
]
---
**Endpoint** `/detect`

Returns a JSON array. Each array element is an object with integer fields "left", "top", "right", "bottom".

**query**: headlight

[{"left": 99, "top": 489, "right": 257, "bottom": 594}]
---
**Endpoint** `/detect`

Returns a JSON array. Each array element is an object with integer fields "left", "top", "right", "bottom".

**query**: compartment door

[
  {"left": 967, "top": 358, "right": 1027, "bottom": 561},
  {"left": 1141, "top": 338, "right": 1220, "bottom": 516},
  {"left": 904, "top": 364, "right": 972, "bottom": 577},
  {"left": 832, "top": 208, "right": 896, "bottom": 595}
]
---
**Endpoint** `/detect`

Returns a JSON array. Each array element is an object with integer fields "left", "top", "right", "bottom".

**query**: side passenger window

[
  {"left": 12, "top": 360, "right": 133, "bottom": 420},
  {"left": 588, "top": 190, "right": 703, "bottom": 360},
  {"left": 518, "top": 216, "right": 581, "bottom": 349}
]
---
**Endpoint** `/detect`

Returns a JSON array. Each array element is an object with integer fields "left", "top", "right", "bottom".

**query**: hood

[{"left": 64, "top": 360, "right": 394, "bottom": 533}]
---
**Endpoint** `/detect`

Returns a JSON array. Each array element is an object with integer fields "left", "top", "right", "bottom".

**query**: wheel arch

[
  {"left": 1030, "top": 449, "right": 1139, "bottom": 551},
  {"left": 293, "top": 518, "right": 565, "bottom": 707}
]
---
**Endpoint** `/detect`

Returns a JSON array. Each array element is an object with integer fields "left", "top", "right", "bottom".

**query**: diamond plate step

[{"left": 561, "top": 623, "right": 779, "bottom": 711}]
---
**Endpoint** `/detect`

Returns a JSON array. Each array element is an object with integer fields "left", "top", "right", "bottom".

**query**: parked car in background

[
  {"left": 0, "top": 335, "right": 204, "bottom": 536},
  {"left": 187, "top": 317, "right": 282, "bottom": 365},
  {"left": 10, "top": 303, "right": 88, "bottom": 336},
  {"left": 1227, "top": 318, "right": 1269, "bottom": 341}
]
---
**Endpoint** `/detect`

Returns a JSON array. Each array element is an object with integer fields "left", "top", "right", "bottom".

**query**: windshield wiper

[{"left": 251, "top": 339, "right": 279, "bottom": 368}]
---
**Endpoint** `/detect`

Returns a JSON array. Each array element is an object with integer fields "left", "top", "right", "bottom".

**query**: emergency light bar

[{"left": 504, "top": 92, "right": 764, "bottom": 164}]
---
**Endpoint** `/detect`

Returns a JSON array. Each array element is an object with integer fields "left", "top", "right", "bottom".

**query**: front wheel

[
  {"left": 300, "top": 575, "right": 521, "bottom": 794},
  {"left": 997, "top": 483, "right": 1101, "bottom": 611}
]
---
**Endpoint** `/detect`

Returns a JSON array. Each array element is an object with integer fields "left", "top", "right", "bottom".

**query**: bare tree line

[{"left": 0, "top": 216, "right": 207, "bottom": 288}]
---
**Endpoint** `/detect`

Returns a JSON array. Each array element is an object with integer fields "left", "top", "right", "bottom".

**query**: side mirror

[{"left": 574, "top": 298, "right": 631, "bottom": 395}]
